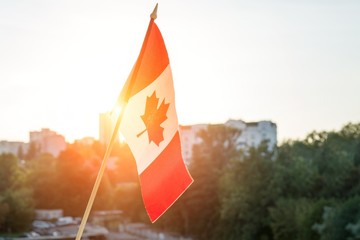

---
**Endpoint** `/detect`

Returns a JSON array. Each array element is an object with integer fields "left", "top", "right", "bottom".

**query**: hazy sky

[{"left": 1, "top": 0, "right": 360, "bottom": 143}]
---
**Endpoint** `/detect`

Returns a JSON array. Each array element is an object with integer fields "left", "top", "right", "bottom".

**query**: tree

[
  {"left": 28, "top": 154, "right": 58, "bottom": 209},
  {"left": 273, "top": 141, "right": 317, "bottom": 198},
  {"left": 219, "top": 143, "right": 275, "bottom": 240},
  {"left": 54, "top": 149, "right": 97, "bottom": 216},
  {"left": 26, "top": 142, "right": 40, "bottom": 160},
  {"left": 269, "top": 198, "right": 324, "bottom": 240},
  {"left": 313, "top": 197, "right": 360, "bottom": 240},
  {"left": 0, "top": 154, "right": 34, "bottom": 233},
  {"left": 17, "top": 146, "right": 24, "bottom": 160},
  {"left": 269, "top": 123, "right": 360, "bottom": 240}
]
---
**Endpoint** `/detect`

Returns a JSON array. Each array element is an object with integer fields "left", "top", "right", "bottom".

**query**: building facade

[
  {"left": 35, "top": 209, "right": 63, "bottom": 220},
  {"left": 0, "top": 141, "right": 28, "bottom": 158},
  {"left": 179, "top": 119, "right": 277, "bottom": 165},
  {"left": 179, "top": 124, "right": 208, "bottom": 166},
  {"left": 75, "top": 137, "right": 96, "bottom": 146},
  {"left": 29, "top": 128, "right": 66, "bottom": 157},
  {"left": 225, "top": 119, "right": 277, "bottom": 151}
]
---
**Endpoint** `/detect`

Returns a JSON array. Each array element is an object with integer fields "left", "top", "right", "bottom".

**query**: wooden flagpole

[{"left": 75, "top": 4, "right": 158, "bottom": 240}]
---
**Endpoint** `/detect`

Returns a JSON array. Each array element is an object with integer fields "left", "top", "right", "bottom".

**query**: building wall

[
  {"left": 226, "top": 120, "right": 277, "bottom": 151},
  {"left": 75, "top": 137, "right": 95, "bottom": 146},
  {"left": 29, "top": 128, "right": 66, "bottom": 157},
  {"left": 35, "top": 209, "right": 63, "bottom": 220},
  {"left": 179, "top": 124, "right": 207, "bottom": 166},
  {"left": 0, "top": 141, "right": 28, "bottom": 157},
  {"left": 179, "top": 120, "right": 277, "bottom": 165}
]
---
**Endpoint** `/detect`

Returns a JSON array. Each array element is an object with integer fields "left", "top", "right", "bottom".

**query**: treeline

[
  {"left": 1, "top": 123, "right": 360, "bottom": 239},
  {"left": 154, "top": 123, "right": 360, "bottom": 240},
  {"left": 0, "top": 141, "right": 144, "bottom": 234}
]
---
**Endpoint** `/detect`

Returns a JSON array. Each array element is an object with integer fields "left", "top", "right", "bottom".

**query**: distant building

[
  {"left": 0, "top": 141, "right": 28, "bottom": 157},
  {"left": 29, "top": 128, "right": 66, "bottom": 157},
  {"left": 91, "top": 210, "right": 123, "bottom": 232},
  {"left": 179, "top": 119, "right": 277, "bottom": 165},
  {"left": 75, "top": 137, "right": 96, "bottom": 146},
  {"left": 99, "top": 112, "right": 116, "bottom": 146},
  {"left": 35, "top": 209, "right": 63, "bottom": 220},
  {"left": 179, "top": 124, "right": 207, "bottom": 166},
  {"left": 225, "top": 119, "right": 277, "bottom": 151}
]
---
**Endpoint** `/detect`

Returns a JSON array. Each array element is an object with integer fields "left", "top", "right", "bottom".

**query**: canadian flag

[{"left": 116, "top": 14, "right": 193, "bottom": 222}]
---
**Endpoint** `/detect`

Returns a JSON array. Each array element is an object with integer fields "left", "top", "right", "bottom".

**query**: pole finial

[{"left": 150, "top": 3, "right": 158, "bottom": 20}]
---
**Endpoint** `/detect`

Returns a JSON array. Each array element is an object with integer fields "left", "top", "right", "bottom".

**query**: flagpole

[{"left": 75, "top": 4, "right": 158, "bottom": 240}]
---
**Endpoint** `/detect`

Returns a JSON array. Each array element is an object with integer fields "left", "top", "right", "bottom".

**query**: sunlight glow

[
  {"left": 110, "top": 106, "right": 127, "bottom": 143},
  {"left": 111, "top": 105, "right": 122, "bottom": 123}
]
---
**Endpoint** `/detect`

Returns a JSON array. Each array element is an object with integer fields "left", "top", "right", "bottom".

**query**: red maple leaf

[{"left": 137, "top": 91, "right": 170, "bottom": 146}]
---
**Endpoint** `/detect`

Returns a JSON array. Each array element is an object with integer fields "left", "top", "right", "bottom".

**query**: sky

[{"left": 1, "top": 0, "right": 360, "bottom": 143}]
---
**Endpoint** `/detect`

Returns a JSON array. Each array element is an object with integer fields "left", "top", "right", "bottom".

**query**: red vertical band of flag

[
  {"left": 118, "top": 17, "right": 193, "bottom": 222},
  {"left": 118, "top": 20, "right": 169, "bottom": 103},
  {"left": 140, "top": 132, "right": 193, "bottom": 222}
]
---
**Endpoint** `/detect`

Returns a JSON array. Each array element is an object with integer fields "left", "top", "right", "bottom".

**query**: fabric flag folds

[{"left": 115, "top": 16, "right": 193, "bottom": 222}]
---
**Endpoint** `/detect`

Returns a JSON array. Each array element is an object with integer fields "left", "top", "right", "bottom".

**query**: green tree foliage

[
  {"left": 27, "top": 140, "right": 140, "bottom": 219},
  {"left": 270, "top": 123, "right": 360, "bottom": 240},
  {"left": 157, "top": 122, "right": 360, "bottom": 239},
  {"left": 219, "top": 143, "right": 275, "bottom": 240},
  {"left": 269, "top": 198, "right": 332, "bottom": 240},
  {"left": 55, "top": 148, "right": 103, "bottom": 216},
  {"left": 113, "top": 183, "right": 146, "bottom": 222},
  {"left": 28, "top": 154, "right": 58, "bottom": 209},
  {"left": 187, "top": 125, "right": 241, "bottom": 239},
  {"left": 0, "top": 154, "right": 34, "bottom": 233},
  {"left": 274, "top": 141, "right": 318, "bottom": 198},
  {"left": 270, "top": 198, "right": 306, "bottom": 240},
  {"left": 274, "top": 124, "right": 360, "bottom": 199},
  {"left": 25, "top": 142, "right": 40, "bottom": 160},
  {"left": 17, "top": 146, "right": 24, "bottom": 160},
  {"left": 312, "top": 197, "right": 360, "bottom": 240},
  {"left": 3, "top": 122, "right": 360, "bottom": 238}
]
